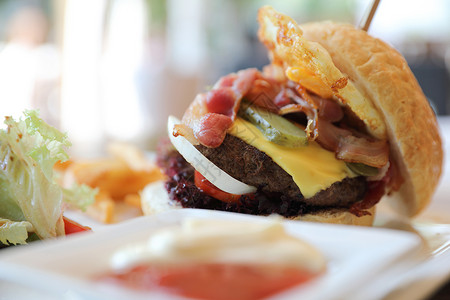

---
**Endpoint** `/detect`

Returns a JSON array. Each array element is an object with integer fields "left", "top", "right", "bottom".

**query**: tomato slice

[
  {"left": 194, "top": 171, "right": 243, "bottom": 203},
  {"left": 63, "top": 216, "right": 91, "bottom": 235},
  {"left": 99, "top": 263, "right": 318, "bottom": 300}
]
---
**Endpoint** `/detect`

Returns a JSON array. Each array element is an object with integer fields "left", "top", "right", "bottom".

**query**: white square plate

[{"left": 0, "top": 209, "right": 422, "bottom": 300}]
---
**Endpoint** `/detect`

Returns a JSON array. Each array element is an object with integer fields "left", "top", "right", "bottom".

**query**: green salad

[{"left": 0, "top": 110, "right": 96, "bottom": 246}]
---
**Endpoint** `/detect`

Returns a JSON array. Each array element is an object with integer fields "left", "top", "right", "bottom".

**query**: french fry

[
  {"left": 86, "top": 191, "right": 115, "bottom": 223},
  {"left": 107, "top": 142, "right": 155, "bottom": 172},
  {"left": 61, "top": 143, "right": 165, "bottom": 223},
  {"left": 124, "top": 194, "right": 142, "bottom": 209}
]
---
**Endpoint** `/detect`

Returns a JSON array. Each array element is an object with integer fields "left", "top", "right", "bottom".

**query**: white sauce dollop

[{"left": 111, "top": 218, "right": 326, "bottom": 274}]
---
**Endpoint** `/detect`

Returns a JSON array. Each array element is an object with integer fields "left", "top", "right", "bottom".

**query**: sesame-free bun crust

[
  {"left": 292, "top": 207, "right": 375, "bottom": 226},
  {"left": 300, "top": 22, "right": 443, "bottom": 216},
  {"left": 141, "top": 180, "right": 374, "bottom": 226}
]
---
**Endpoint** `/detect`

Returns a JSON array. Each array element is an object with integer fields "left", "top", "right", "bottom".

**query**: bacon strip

[
  {"left": 316, "top": 119, "right": 389, "bottom": 168},
  {"left": 208, "top": 68, "right": 259, "bottom": 120},
  {"left": 315, "top": 118, "right": 352, "bottom": 151},
  {"left": 278, "top": 104, "right": 306, "bottom": 115},
  {"left": 273, "top": 88, "right": 293, "bottom": 107},
  {"left": 350, "top": 180, "right": 385, "bottom": 217},
  {"left": 244, "top": 79, "right": 280, "bottom": 113},
  {"left": 309, "top": 94, "right": 343, "bottom": 122},
  {"left": 337, "top": 135, "right": 389, "bottom": 168},
  {"left": 194, "top": 113, "right": 233, "bottom": 148},
  {"left": 293, "top": 86, "right": 319, "bottom": 140},
  {"left": 182, "top": 69, "right": 258, "bottom": 148},
  {"left": 173, "top": 124, "right": 199, "bottom": 145},
  {"left": 180, "top": 66, "right": 389, "bottom": 168}
]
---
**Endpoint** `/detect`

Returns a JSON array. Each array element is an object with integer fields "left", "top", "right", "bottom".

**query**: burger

[{"left": 142, "top": 6, "right": 443, "bottom": 226}]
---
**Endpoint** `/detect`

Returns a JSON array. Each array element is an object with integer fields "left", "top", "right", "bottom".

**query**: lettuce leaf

[
  {"left": 0, "top": 218, "right": 33, "bottom": 245},
  {"left": 63, "top": 184, "right": 97, "bottom": 212},
  {"left": 0, "top": 110, "right": 95, "bottom": 244}
]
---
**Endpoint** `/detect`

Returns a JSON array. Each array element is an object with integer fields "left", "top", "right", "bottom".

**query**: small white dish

[{"left": 0, "top": 209, "right": 422, "bottom": 300}]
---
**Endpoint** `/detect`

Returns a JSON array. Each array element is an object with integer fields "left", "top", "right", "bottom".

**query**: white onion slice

[{"left": 167, "top": 116, "right": 257, "bottom": 195}]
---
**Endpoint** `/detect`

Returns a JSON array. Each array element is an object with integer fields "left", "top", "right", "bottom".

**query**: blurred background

[{"left": 0, "top": 0, "right": 449, "bottom": 157}]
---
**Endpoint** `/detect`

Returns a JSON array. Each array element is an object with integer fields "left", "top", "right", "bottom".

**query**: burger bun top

[{"left": 300, "top": 21, "right": 443, "bottom": 217}]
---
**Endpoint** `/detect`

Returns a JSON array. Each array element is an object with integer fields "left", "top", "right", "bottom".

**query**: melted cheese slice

[{"left": 229, "top": 118, "right": 355, "bottom": 198}]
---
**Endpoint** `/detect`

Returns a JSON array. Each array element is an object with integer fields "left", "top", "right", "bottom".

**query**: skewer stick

[{"left": 359, "top": 0, "right": 381, "bottom": 31}]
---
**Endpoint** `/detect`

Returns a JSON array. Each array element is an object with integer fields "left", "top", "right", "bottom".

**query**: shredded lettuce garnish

[
  {"left": 0, "top": 218, "right": 33, "bottom": 245},
  {"left": 0, "top": 110, "right": 95, "bottom": 245},
  {"left": 63, "top": 184, "right": 97, "bottom": 212}
]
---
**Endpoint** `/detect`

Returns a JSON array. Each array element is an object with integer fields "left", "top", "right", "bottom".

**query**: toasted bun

[
  {"left": 291, "top": 207, "right": 375, "bottom": 226},
  {"left": 299, "top": 22, "right": 443, "bottom": 217},
  {"left": 141, "top": 180, "right": 375, "bottom": 226},
  {"left": 141, "top": 181, "right": 182, "bottom": 215}
]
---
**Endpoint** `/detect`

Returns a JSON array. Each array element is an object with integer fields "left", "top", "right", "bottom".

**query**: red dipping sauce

[{"left": 100, "top": 263, "right": 318, "bottom": 300}]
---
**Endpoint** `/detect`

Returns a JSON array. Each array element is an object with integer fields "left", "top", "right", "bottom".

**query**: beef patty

[
  {"left": 195, "top": 134, "right": 366, "bottom": 207},
  {"left": 157, "top": 135, "right": 367, "bottom": 218}
]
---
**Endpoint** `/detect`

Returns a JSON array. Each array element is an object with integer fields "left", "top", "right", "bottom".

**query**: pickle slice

[
  {"left": 346, "top": 162, "right": 379, "bottom": 177},
  {"left": 239, "top": 103, "right": 308, "bottom": 147}
]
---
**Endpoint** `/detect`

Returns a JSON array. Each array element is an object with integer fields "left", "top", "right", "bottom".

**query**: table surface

[{"left": 427, "top": 116, "right": 450, "bottom": 300}]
